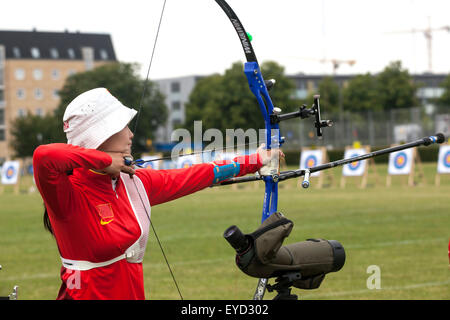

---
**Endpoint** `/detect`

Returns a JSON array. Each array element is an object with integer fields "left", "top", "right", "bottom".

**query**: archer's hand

[
  {"left": 257, "top": 144, "right": 285, "bottom": 176},
  {"left": 103, "top": 152, "right": 135, "bottom": 178},
  {"left": 257, "top": 144, "right": 285, "bottom": 166}
]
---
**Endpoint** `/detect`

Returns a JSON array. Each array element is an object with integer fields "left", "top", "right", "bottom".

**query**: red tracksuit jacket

[{"left": 33, "top": 143, "right": 262, "bottom": 300}]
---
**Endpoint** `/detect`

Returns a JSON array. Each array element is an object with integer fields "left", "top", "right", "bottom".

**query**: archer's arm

[
  {"left": 136, "top": 153, "right": 263, "bottom": 206},
  {"left": 32, "top": 143, "right": 112, "bottom": 215}
]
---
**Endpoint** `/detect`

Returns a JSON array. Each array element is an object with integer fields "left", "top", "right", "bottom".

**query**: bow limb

[{"left": 215, "top": 0, "right": 282, "bottom": 222}]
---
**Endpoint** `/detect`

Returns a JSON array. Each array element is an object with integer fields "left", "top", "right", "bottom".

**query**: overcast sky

[{"left": 2, "top": 0, "right": 450, "bottom": 79}]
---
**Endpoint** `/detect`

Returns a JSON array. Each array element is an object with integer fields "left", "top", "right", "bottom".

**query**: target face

[
  {"left": 437, "top": 145, "right": 450, "bottom": 174},
  {"left": 6, "top": 165, "right": 16, "bottom": 178},
  {"left": 1, "top": 161, "right": 20, "bottom": 185},
  {"left": 342, "top": 148, "right": 366, "bottom": 177},
  {"left": 393, "top": 152, "right": 408, "bottom": 169},
  {"left": 388, "top": 149, "right": 413, "bottom": 175},
  {"left": 305, "top": 155, "right": 317, "bottom": 168},
  {"left": 444, "top": 151, "right": 450, "bottom": 168},
  {"left": 176, "top": 155, "right": 199, "bottom": 169},
  {"left": 140, "top": 156, "right": 161, "bottom": 170},
  {"left": 300, "top": 150, "right": 323, "bottom": 177},
  {"left": 180, "top": 159, "right": 193, "bottom": 168},
  {"left": 142, "top": 162, "right": 155, "bottom": 169},
  {"left": 348, "top": 154, "right": 361, "bottom": 171}
]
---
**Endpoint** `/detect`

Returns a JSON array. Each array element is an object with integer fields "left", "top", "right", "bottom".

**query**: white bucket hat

[{"left": 63, "top": 88, "right": 137, "bottom": 149}]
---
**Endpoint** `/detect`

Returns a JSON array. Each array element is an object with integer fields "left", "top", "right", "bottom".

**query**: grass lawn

[{"left": 0, "top": 163, "right": 449, "bottom": 300}]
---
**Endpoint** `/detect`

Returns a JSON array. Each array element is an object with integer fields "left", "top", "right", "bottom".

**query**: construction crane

[
  {"left": 288, "top": 57, "right": 356, "bottom": 75},
  {"left": 386, "top": 18, "right": 450, "bottom": 73},
  {"left": 322, "top": 58, "right": 356, "bottom": 74}
]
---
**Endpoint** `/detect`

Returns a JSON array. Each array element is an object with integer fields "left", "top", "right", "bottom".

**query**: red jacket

[{"left": 33, "top": 143, "right": 262, "bottom": 300}]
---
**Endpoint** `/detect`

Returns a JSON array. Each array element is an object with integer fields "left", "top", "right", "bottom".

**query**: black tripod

[{"left": 266, "top": 272, "right": 302, "bottom": 300}]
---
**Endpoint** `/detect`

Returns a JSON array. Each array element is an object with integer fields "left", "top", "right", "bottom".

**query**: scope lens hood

[{"left": 327, "top": 240, "right": 346, "bottom": 272}]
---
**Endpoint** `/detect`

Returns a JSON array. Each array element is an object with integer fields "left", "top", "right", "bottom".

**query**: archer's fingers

[{"left": 121, "top": 165, "right": 135, "bottom": 176}]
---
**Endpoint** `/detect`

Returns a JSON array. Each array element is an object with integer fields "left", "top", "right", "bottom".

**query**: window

[
  {"left": 0, "top": 109, "right": 4, "bottom": 125},
  {"left": 33, "top": 69, "right": 43, "bottom": 80},
  {"left": 171, "top": 82, "right": 181, "bottom": 93},
  {"left": 34, "top": 88, "right": 43, "bottom": 100},
  {"left": 99, "top": 49, "right": 109, "bottom": 60},
  {"left": 12, "top": 47, "right": 21, "bottom": 58},
  {"left": 0, "top": 89, "right": 4, "bottom": 102},
  {"left": 0, "top": 45, "right": 4, "bottom": 63},
  {"left": 0, "top": 129, "right": 4, "bottom": 141},
  {"left": 17, "top": 108, "right": 27, "bottom": 117},
  {"left": 16, "top": 88, "right": 25, "bottom": 100},
  {"left": 81, "top": 47, "right": 94, "bottom": 70},
  {"left": 172, "top": 119, "right": 182, "bottom": 127},
  {"left": 51, "top": 69, "right": 60, "bottom": 80},
  {"left": 15, "top": 68, "right": 25, "bottom": 80},
  {"left": 171, "top": 101, "right": 181, "bottom": 111},
  {"left": 67, "top": 69, "right": 76, "bottom": 76},
  {"left": 52, "top": 89, "right": 59, "bottom": 99},
  {"left": 31, "top": 47, "right": 40, "bottom": 58},
  {"left": 35, "top": 108, "right": 44, "bottom": 116},
  {"left": 49, "top": 48, "right": 59, "bottom": 59},
  {"left": 67, "top": 48, "right": 75, "bottom": 59}
]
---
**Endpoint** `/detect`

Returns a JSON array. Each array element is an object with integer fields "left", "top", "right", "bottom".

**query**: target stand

[
  {"left": 340, "top": 146, "right": 378, "bottom": 189},
  {"left": 386, "top": 146, "right": 425, "bottom": 187}
]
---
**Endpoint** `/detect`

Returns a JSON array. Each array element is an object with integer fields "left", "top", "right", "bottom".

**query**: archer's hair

[{"left": 43, "top": 206, "right": 54, "bottom": 235}]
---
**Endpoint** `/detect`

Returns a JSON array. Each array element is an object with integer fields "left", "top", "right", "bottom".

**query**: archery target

[
  {"left": 388, "top": 149, "right": 413, "bottom": 175},
  {"left": 437, "top": 145, "right": 450, "bottom": 174},
  {"left": 300, "top": 149, "right": 323, "bottom": 177},
  {"left": 1, "top": 161, "right": 20, "bottom": 185},
  {"left": 140, "top": 155, "right": 161, "bottom": 170},
  {"left": 176, "top": 155, "right": 200, "bottom": 169},
  {"left": 342, "top": 148, "right": 366, "bottom": 176}
]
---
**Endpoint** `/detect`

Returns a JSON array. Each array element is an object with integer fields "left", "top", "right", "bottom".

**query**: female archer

[{"left": 33, "top": 88, "right": 282, "bottom": 300}]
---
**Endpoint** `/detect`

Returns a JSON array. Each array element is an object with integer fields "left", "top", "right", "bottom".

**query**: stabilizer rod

[{"left": 215, "top": 133, "right": 446, "bottom": 186}]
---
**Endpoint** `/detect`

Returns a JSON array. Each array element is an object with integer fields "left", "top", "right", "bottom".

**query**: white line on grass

[{"left": 301, "top": 280, "right": 450, "bottom": 299}]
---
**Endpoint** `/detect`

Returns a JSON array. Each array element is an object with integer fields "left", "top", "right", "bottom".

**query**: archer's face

[{"left": 98, "top": 126, "right": 134, "bottom": 154}]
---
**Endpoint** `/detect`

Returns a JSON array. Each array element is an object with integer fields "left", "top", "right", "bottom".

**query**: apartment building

[{"left": 0, "top": 30, "right": 117, "bottom": 161}]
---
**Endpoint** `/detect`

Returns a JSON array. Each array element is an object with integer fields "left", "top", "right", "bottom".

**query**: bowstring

[
  {"left": 133, "top": 0, "right": 167, "bottom": 136},
  {"left": 131, "top": 0, "right": 184, "bottom": 300},
  {"left": 131, "top": 178, "right": 183, "bottom": 300}
]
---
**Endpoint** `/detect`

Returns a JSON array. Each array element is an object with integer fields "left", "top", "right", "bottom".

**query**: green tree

[
  {"left": 10, "top": 114, "right": 60, "bottom": 158},
  {"left": 307, "top": 76, "right": 340, "bottom": 113},
  {"left": 343, "top": 73, "right": 379, "bottom": 112},
  {"left": 54, "top": 62, "right": 167, "bottom": 153},
  {"left": 184, "top": 61, "right": 297, "bottom": 134},
  {"left": 437, "top": 73, "right": 450, "bottom": 106},
  {"left": 375, "top": 61, "right": 419, "bottom": 110}
]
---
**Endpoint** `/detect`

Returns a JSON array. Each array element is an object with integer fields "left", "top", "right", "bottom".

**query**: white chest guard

[{"left": 61, "top": 173, "right": 151, "bottom": 271}]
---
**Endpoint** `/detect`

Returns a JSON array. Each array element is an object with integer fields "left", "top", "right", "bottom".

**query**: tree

[
  {"left": 313, "top": 76, "right": 340, "bottom": 113},
  {"left": 184, "top": 61, "right": 298, "bottom": 134},
  {"left": 375, "top": 61, "right": 419, "bottom": 110},
  {"left": 54, "top": 62, "right": 167, "bottom": 153},
  {"left": 437, "top": 73, "right": 450, "bottom": 106},
  {"left": 343, "top": 73, "right": 379, "bottom": 112},
  {"left": 10, "top": 114, "right": 60, "bottom": 158}
]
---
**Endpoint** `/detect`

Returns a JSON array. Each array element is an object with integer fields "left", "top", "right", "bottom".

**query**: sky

[{"left": 2, "top": 0, "right": 450, "bottom": 80}]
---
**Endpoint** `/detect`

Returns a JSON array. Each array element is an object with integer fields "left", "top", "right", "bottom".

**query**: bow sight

[{"left": 270, "top": 95, "right": 333, "bottom": 139}]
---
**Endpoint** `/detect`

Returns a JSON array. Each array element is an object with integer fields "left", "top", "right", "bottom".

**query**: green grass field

[{"left": 0, "top": 163, "right": 449, "bottom": 300}]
